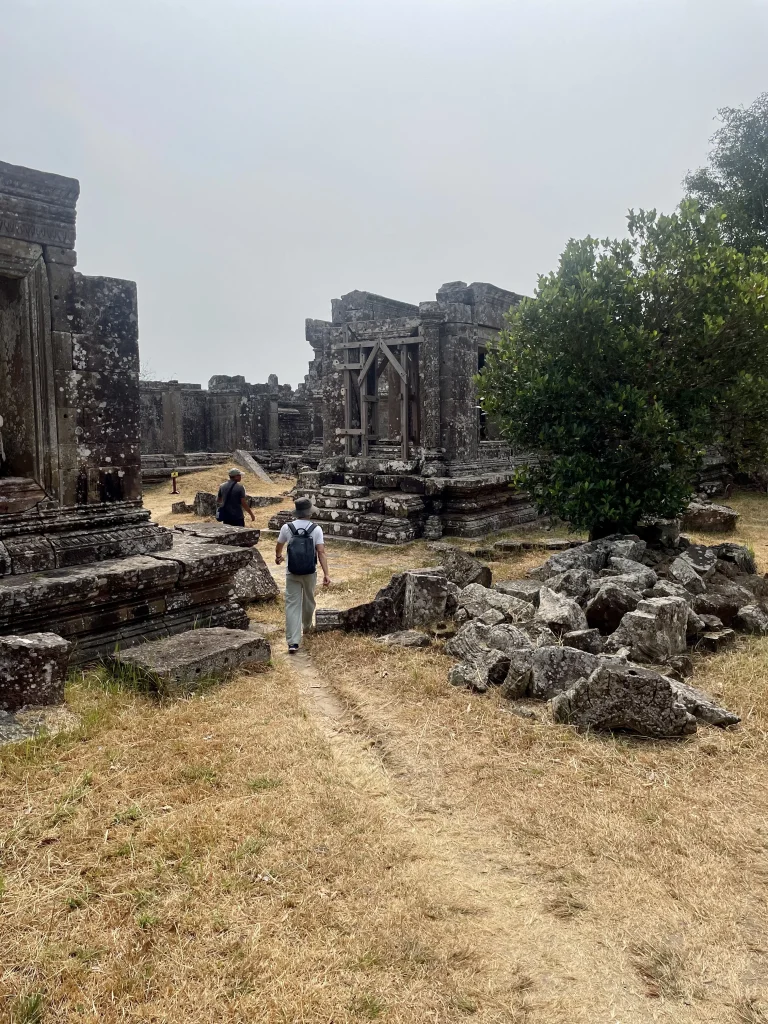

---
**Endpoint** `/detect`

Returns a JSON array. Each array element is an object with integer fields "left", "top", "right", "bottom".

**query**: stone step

[
  {"left": 319, "top": 484, "right": 370, "bottom": 499},
  {"left": 110, "top": 626, "right": 270, "bottom": 691},
  {"left": 315, "top": 496, "right": 348, "bottom": 510}
]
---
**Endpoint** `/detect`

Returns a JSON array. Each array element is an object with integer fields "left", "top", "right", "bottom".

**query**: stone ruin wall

[
  {"left": 0, "top": 160, "right": 142, "bottom": 510},
  {"left": 140, "top": 372, "right": 322, "bottom": 459}
]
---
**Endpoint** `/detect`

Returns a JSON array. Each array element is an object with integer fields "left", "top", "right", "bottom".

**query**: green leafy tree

[
  {"left": 478, "top": 202, "right": 768, "bottom": 537},
  {"left": 685, "top": 93, "right": 768, "bottom": 252}
]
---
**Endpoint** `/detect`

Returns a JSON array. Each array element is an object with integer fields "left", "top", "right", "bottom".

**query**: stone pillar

[
  {"left": 267, "top": 398, "right": 279, "bottom": 450},
  {"left": 418, "top": 304, "right": 444, "bottom": 452},
  {"left": 439, "top": 322, "right": 479, "bottom": 463}
]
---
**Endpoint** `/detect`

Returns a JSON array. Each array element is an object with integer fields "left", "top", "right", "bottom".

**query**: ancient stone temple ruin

[
  {"left": 269, "top": 281, "right": 539, "bottom": 542},
  {"left": 0, "top": 159, "right": 249, "bottom": 662},
  {"left": 140, "top": 372, "right": 322, "bottom": 476}
]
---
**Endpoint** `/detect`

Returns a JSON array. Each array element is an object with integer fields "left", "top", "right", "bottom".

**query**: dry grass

[
  {"left": 142, "top": 461, "right": 294, "bottom": 531},
  {"left": 4, "top": 488, "right": 768, "bottom": 1021}
]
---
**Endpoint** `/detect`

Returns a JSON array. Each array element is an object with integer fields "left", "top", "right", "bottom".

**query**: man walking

[
  {"left": 217, "top": 468, "right": 255, "bottom": 527},
  {"left": 275, "top": 496, "right": 330, "bottom": 653}
]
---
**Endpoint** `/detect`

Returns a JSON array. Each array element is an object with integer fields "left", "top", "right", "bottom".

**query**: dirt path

[{"left": 282, "top": 645, "right": 696, "bottom": 1024}]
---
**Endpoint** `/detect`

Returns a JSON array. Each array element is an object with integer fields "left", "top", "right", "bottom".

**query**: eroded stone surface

[
  {"left": 551, "top": 662, "right": 697, "bottom": 737},
  {"left": 529, "top": 645, "right": 601, "bottom": 700},
  {"left": 604, "top": 596, "right": 688, "bottom": 663},
  {"left": 586, "top": 581, "right": 640, "bottom": 634},
  {"left": 403, "top": 572, "right": 449, "bottom": 628},
  {"left": 682, "top": 501, "right": 739, "bottom": 534},
  {"left": 112, "top": 627, "right": 270, "bottom": 687},
  {"left": 458, "top": 583, "right": 534, "bottom": 623},
  {"left": 376, "top": 630, "right": 432, "bottom": 648},
  {"left": 232, "top": 549, "right": 280, "bottom": 604},
  {"left": 0, "top": 633, "right": 71, "bottom": 711},
  {"left": 535, "top": 587, "right": 587, "bottom": 635}
]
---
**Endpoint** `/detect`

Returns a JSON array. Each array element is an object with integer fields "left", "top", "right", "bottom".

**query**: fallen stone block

[
  {"left": 448, "top": 648, "right": 510, "bottom": 692},
  {"left": 652, "top": 579, "right": 689, "bottom": 600},
  {"left": 340, "top": 596, "right": 400, "bottom": 635},
  {"left": 682, "top": 501, "right": 739, "bottom": 534},
  {"left": 604, "top": 596, "right": 688, "bottom": 663},
  {"left": 605, "top": 558, "right": 657, "bottom": 589},
  {"left": 692, "top": 580, "right": 754, "bottom": 626},
  {"left": 435, "top": 546, "right": 492, "bottom": 589},
  {"left": 562, "top": 628, "right": 604, "bottom": 654},
  {"left": 529, "top": 645, "right": 602, "bottom": 700},
  {"left": 315, "top": 609, "right": 342, "bottom": 632},
  {"left": 193, "top": 491, "right": 218, "bottom": 517},
  {"left": 550, "top": 662, "right": 697, "bottom": 737},
  {"left": 586, "top": 581, "right": 641, "bottom": 634},
  {"left": 679, "top": 544, "right": 717, "bottom": 581},
  {"left": 535, "top": 587, "right": 587, "bottom": 635},
  {"left": 479, "top": 608, "right": 506, "bottom": 626},
  {"left": 734, "top": 604, "right": 768, "bottom": 635},
  {"left": 711, "top": 542, "right": 756, "bottom": 575},
  {"left": 636, "top": 517, "right": 681, "bottom": 547},
  {"left": 493, "top": 539, "right": 524, "bottom": 556},
  {"left": 697, "top": 629, "right": 737, "bottom": 653},
  {"left": 485, "top": 623, "right": 535, "bottom": 654},
  {"left": 232, "top": 549, "right": 279, "bottom": 604},
  {"left": 171, "top": 501, "right": 196, "bottom": 514},
  {"left": 110, "top": 627, "right": 270, "bottom": 691},
  {"left": 668, "top": 556, "right": 706, "bottom": 594},
  {"left": 606, "top": 536, "right": 647, "bottom": 562},
  {"left": 500, "top": 649, "right": 535, "bottom": 698},
  {"left": 493, "top": 579, "right": 542, "bottom": 605},
  {"left": 667, "top": 677, "right": 739, "bottom": 727},
  {"left": 458, "top": 583, "right": 535, "bottom": 623},
  {"left": 403, "top": 572, "right": 449, "bottom": 628},
  {"left": 375, "top": 630, "right": 432, "bottom": 649},
  {"left": 0, "top": 633, "right": 71, "bottom": 712},
  {"left": 444, "top": 621, "right": 492, "bottom": 660},
  {"left": 547, "top": 568, "right": 594, "bottom": 602},
  {"left": 518, "top": 621, "right": 559, "bottom": 647}
]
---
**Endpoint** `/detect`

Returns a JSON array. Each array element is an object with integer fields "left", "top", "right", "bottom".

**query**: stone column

[
  {"left": 417, "top": 304, "right": 443, "bottom": 452},
  {"left": 267, "top": 398, "right": 280, "bottom": 451}
]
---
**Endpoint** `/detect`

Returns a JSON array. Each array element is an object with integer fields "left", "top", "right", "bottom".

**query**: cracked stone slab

[
  {"left": 550, "top": 662, "right": 697, "bottom": 737},
  {"left": 111, "top": 627, "right": 270, "bottom": 688}
]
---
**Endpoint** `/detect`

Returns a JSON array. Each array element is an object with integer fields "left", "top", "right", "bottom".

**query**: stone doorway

[{"left": 0, "top": 245, "right": 58, "bottom": 513}]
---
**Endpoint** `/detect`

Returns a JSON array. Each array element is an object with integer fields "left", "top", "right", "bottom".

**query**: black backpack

[{"left": 286, "top": 522, "right": 317, "bottom": 575}]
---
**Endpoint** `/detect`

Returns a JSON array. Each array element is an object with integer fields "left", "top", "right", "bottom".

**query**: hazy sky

[{"left": 3, "top": 0, "right": 767, "bottom": 386}]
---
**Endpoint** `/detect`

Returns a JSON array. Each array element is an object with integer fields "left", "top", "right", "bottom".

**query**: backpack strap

[
  {"left": 306, "top": 523, "right": 317, "bottom": 536},
  {"left": 286, "top": 523, "right": 298, "bottom": 536}
]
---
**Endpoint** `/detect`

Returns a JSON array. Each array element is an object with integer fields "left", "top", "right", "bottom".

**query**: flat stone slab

[
  {"left": 375, "top": 630, "right": 432, "bottom": 648},
  {"left": 320, "top": 485, "right": 370, "bottom": 498},
  {"left": 111, "top": 627, "right": 270, "bottom": 687},
  {"left": 174, "top": 523, "right": 261, "bottom": 548},
  {"left": 0, "top": 632, "right": 71, "bottom": 711}
]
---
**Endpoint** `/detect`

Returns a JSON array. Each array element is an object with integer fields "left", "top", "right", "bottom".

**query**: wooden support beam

[
  {"left": 380, "top": 341, "right": 407, "bottom": 382},
  {"left": 357, "top": 341, "right": 381, "bottom": 386},
  {"left": 400, "top": 346, "right": 409, "bottom": 462}
]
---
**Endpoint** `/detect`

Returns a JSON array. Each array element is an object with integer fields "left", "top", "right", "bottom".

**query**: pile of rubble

[
  {"left": 320, "top": 531, "right": 760, "bottom": 738},
  {"left": 444, "top": 530, "right": 757, "bottom": 736}
]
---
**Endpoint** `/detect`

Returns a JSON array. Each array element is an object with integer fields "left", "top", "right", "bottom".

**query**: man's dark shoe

[{"left": 288, "top": 644, "right": 299, "bottom": 654}]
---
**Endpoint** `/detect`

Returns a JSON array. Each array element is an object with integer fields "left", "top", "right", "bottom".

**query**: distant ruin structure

[
  {"left": 140, "top": 374, "right": 321, "bottom": 458},
  {"left": 0, "top": 159, "right": 249, "bottom": 661},
  {"left": 270, "top": 281, "right": 541, "bottom": 541}
]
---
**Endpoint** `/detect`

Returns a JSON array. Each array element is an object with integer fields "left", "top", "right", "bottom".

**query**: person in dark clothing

[{"left": 217, "top": 468, "right": 255, "bottom": 527}]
